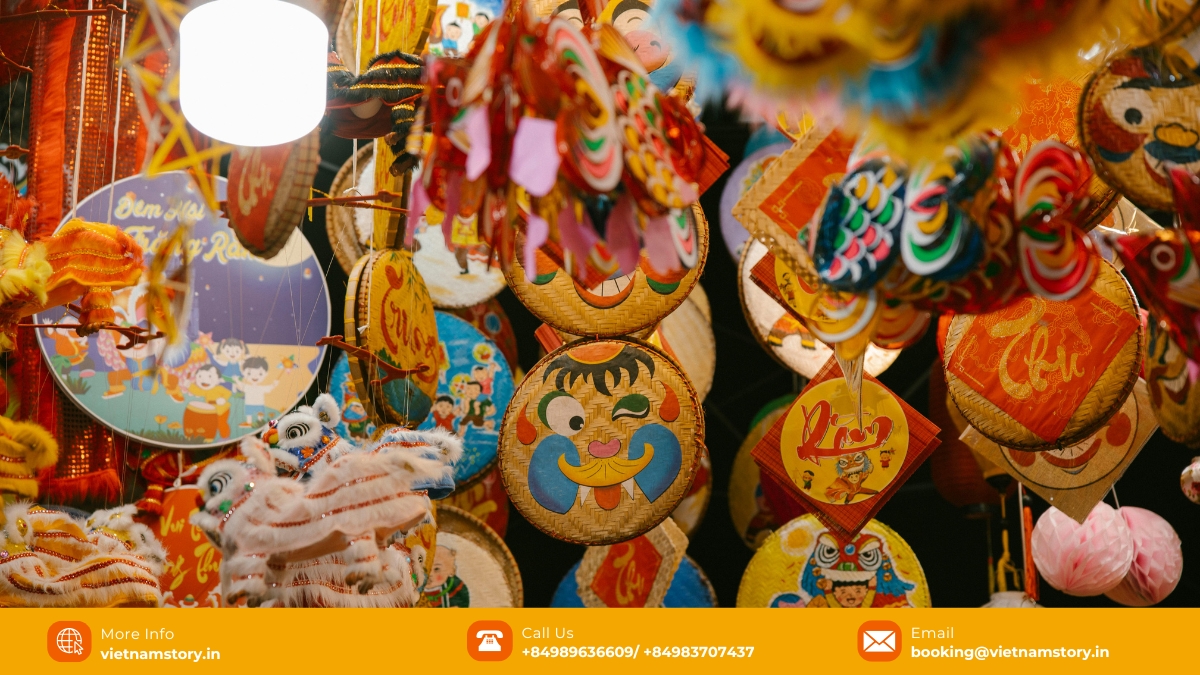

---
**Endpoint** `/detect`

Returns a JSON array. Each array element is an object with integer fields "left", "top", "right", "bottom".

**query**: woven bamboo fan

[
  {"left": 738, "top": 238, "right": 899, "bottom": 379},
  {"left": 499, "top": 338, "right": 703, "bottom": 545},
  {"left": 421, "top": 504, "right": 523, "bottom": 608},
  {"left": 226, "top": 127, "right": 321, "bottom": 259},
  {"left": 505, "top": 205, "right": 709, "bottom": 338},
  {"left": 344, "top": 249, "right": 441, "bottom": 427},
  {"left": 944, "top": 260, "right": 1142, "bottom": 451},
  {"left": 655, "top": 289, "right": 716, "bottom": 401},
  {"left": 327, "top": 144, "right": 373, "bottom": 274},
  {"left": 1080, "top": 25, "right": 1200, "bottom": 212},
  {"left": 736, "top": 515, "right": 930, "bottom": 608}
]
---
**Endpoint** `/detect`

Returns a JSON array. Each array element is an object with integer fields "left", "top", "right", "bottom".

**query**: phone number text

[{"left": 523, "top": 646, "right": 756, "bottom": 659}]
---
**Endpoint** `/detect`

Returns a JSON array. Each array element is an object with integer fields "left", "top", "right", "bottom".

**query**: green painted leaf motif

[{"left": 612, "top": 394, "right": 650, "bottom": 421}]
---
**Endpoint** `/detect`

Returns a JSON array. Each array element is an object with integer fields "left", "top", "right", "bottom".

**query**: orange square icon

[
  {"left": 48, "top": 621, "right": 91, "bottom": 662},
  {"left": 858, "top": 620, "right": 901, "bottom": 662},
  {"left": 467, "top": 621, "right": 512, "bottom": 662}
]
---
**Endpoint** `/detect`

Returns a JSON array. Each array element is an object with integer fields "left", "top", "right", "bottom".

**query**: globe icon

[{"left": 56, "top": 628, "right": 83, "bottom": 655}]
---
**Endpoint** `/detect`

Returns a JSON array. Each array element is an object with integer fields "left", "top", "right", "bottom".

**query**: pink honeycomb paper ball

[
  {"left": 1031, "top": 503, "right": 1133, "bottom": 597},
  {"left": 1104, "top": 507, "right": 1183, "bottom": 606}
]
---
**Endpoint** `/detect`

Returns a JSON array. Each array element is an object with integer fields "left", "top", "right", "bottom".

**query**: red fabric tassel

[{"left": 28, "top": 16, "right": 75, "bottom": 238}]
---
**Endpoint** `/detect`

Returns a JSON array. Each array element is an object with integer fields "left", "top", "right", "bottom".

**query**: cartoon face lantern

[
  {"left": 506, "top": 206, "right": 708, "bottom": 338},
  {"left": 500, "top": 340, "right": 702, "bottom": 544},
  {"left": 1081, "top": 42, "right": 1200, "bottom": 211},
  {"left": 736, "top": 514, "right": 930, "bottom": 608}
]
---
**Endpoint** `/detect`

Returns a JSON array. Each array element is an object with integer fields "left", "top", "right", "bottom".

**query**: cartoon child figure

[
  {"left": 441, "top": 22, "right": 462, "bottom": 55},
  {"left": 213, "top": 338, "right": 248, "bottom": 387},
  {"left": 431, "top": 395, "right": 457, "bottom": 433},
  {"left": 825, "top": 452, "right": 880, "bottom": 505},
  {"left": 419, "top": 545, "right": 470, "bottom": 608},
  {"left": 184, "top": 364, "right": 232, "bottom": 443},
  {"left": 801, "top": 470, "right": 815, "bottom": 491},
  {"left": 45, "top": 327, "right": 95, "bottom": 379},
  {"left": 341, "top": 396, "right": 372, "bottom": 441},
  {"left": 470, "top": 361, "right": 501, "bottom": 396},
  {"left": 236, "top": 356, "right": 277, "bottom": 428},
  {"left": 879, "top": 448, "right": 893, "bottom": 469},
  {"left": 456, "top": 381, "right": 492, "bottom": 435},
  {"left": 811, "top": 577, "right": 876, "bottom": 608},
  {"left": 472, "top": 11, "right": 489, "bottom": 34}
]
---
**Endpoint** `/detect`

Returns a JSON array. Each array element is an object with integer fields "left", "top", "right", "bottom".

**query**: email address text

[{"left": 910, "top": 646, "right": 1109, "bottom": 661}]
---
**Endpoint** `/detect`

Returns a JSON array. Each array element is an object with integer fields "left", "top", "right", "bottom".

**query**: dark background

[{"left": 302, "top": 104, "right": 1200, "bottom": 608}]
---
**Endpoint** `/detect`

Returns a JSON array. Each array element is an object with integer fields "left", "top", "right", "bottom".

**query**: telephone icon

[{"left": 477, "top": 630, "right": 504, "bottom": 652}]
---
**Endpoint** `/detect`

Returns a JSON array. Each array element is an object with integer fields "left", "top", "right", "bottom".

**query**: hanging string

[
  {"left": 350, "top": 0, "right": 365, "bottom": 196},
  {"left": 69, "top": 0, "right": 96, "bottom": 220},
  {"left": 106, "top": 0, "right": 128, "bottom": 223}
]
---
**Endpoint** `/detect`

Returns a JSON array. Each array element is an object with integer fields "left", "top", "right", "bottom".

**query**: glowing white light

[{"left": 180, "top": 0, "right": 328, "bottom": 146}]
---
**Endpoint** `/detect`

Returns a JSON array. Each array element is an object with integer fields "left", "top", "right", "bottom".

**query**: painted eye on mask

[
  {"left": 207, "top": 471, "right": 232, "bottom": 499},
  {"left": 539, "top": 391, "right": 586, "bottom": 436},
  {"left": 612, "top": 393, "right": 650, "bottom": 420}
]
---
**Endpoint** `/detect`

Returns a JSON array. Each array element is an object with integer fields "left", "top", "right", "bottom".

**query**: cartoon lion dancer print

[{"left": 772, "top": 531, "right": 915, "bottom": 609}]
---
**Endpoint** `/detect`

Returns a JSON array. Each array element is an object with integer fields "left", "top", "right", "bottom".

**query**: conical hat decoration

[
  {"left": 345, "top": 249, "right": 441, "bottom": 427},
  {"left": 505, "top": 205, "right": 709, "bottom": 338},
  {"left": 737, "top": 514, "right": 930, "bottom": 608},
  {"left": 418, "top": 505, "right": 523, "bottom": 608},
  {"left": 738, "top": 238, "right": 900, "bottom": 379},
  {"left": 499, "top": 338, "right": 703, "bottom": 544},
  {"left": 226, "top": 127, "right": 321, "bottom": 259},
  {"left": 944, "top": 260, "right": 1142, "bottom": 450}
]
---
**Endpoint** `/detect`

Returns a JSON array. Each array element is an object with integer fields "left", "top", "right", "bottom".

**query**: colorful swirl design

[
  {"left": 1015, "top": 140, "right": 1096, "bottom": 301},
  {"left": 548, "top": 18, "right": 624, "bottom": 193},
  {"left": 900, "top": 140, "right": 990, "bottom": 282},
  {"left": 614, "top": 70, "right": 693, "bottom": 210},
  {"left": 814, "top": 159, "right": 906, "bottom": 292}
]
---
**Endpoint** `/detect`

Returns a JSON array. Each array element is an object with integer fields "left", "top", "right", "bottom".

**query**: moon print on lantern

[{"left": 35, "top": 172, "right": 329, "bottom": 449}]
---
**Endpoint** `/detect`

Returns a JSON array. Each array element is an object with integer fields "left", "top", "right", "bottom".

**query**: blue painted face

[{"left": 520, "top": 344, "right": 686, "bottom": 515}]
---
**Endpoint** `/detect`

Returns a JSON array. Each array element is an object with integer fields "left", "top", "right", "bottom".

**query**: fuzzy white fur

[
  {"left": 271, "top": 543, "right": 419, "bottom": 608},
  {"left": 0, "top": 503, "right": 164, "bottom": 607},
  {"left": 270, "top": 394, "right": 358, "bottom": 476},
  {"left": 192, "top": 436, "right": 447, "bottom": 606}
]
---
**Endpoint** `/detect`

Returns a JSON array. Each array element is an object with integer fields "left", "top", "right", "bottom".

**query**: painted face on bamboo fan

[{"left": 500, "top": 340, "right": 701, "bottom": 544}]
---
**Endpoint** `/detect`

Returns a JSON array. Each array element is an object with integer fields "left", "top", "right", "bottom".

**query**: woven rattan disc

[
  {"left": 1079, "top": 32, "right": 1200, "bottom": 212},
  {"left": 505, "top": 205, "right": 709, "bottom": 338},
  {"left": 345, "top": 249, "right": 441, "bottom": 427},
  {"left": 227, "top": 127, "right": 321, "bottom": 259},
  {"left": 944, "top": 260, "right": 1142, "bottom": 451},
  {"left": 327, "top": 144, "right": 373, "bottom": 275},
  {"left": 657, "top": 290, "right": 716, "bottom": 401},
  {"left": 499, "top": 338, "right": 703, "bottom": 545},
  {"left": 739, "top": 238, "right": 899, "bottom": 378},
  {"left": 736, "top": 514, "right": 930, "bottom": 608},
  {"left": 422, "top": 504, "right": 523, "bottom": 607}
]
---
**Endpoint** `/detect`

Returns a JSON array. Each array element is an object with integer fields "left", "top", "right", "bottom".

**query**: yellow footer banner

[{"left": 7, "top": 608, "right": 1185, "bottom": 672}]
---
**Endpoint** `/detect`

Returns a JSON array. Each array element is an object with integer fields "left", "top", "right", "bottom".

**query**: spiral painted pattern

[
  {"left": 614, "top": 69, "right": 694, "bottom": 211},
  {"left": 548, "top": 18, "right": 625, "bottom": 193},
  {"left": 1015, "top": 141, "right": 1096, "bottom": 301},
  {"left": 815, "top": 159, "right": 906, "bottom": 291},
  {"left": 900, "top": 140, "right": 991, "bottom": 282}
]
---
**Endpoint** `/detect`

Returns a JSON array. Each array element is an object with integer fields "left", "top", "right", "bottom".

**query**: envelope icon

[{"left": 862, "top": 630, "right": 897, "bottom": 653}]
